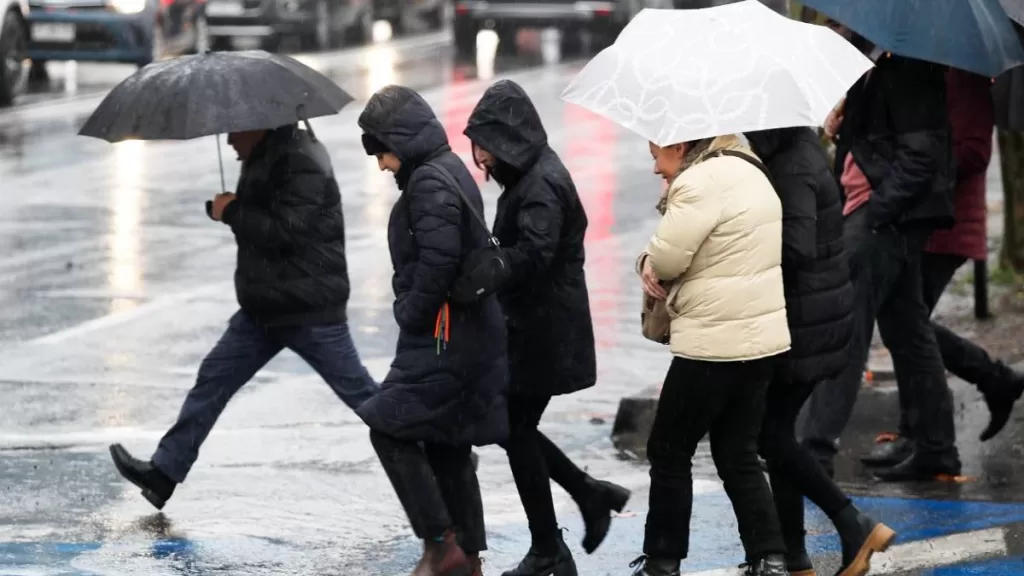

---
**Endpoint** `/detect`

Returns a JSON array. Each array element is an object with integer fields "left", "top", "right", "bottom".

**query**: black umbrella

[
  {"left": 78, "top": 49, "right": 353, "bottom": 204},
  {"left": 79, "top": 50, "right": 353, "bottom": 142}
]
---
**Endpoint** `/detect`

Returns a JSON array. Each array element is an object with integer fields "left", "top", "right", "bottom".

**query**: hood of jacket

[
  {"left": 358, "top": 85, "right": 451, "bottom": 168},
  {"left": 463, "top": 80, "right": 548, "bottom": 172}
]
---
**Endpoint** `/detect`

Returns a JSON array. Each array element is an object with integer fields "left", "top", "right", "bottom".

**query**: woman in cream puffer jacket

[{"left": 630, "top": 134, "right": 791, "bottom": 576}]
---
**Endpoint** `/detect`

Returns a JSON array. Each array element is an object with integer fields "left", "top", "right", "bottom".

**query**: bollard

[
  {"left": 611, "top": 385, "right": 661, "bottom": 458},
  {"left": 974, "top": 259, "right": 991, "bottom": 319}
]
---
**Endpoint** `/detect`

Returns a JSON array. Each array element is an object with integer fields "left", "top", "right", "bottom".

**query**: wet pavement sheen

[{"left": 2, "top": 27, "right": 1024, "bottom": 576}]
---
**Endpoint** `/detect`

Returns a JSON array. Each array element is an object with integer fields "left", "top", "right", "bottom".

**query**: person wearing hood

[
  {"left": 107, "top": 123, "right": 379, "bottom": 511},
  {"left": 462, "top": 79, "right": 631, "bottom": 576},
  {"left": 632, "top": 134, "right": 790, "bottom": 576},
  {"left": 356, "top": 85, "right": 509, "bottom": 576},
  {"left": 746, "top": 127, "right": 896, "bottom": 576}
]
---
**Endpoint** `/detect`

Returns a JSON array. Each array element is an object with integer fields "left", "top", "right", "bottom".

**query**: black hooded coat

[
  {"left": 464, "top": 80, "right": 596, "bottom": 397},
  {"left": 354, "top": 85, "right": 509, "bottom": 447},
  {"left": 746, "top": 127, "right": 854, "bottom": 385}
]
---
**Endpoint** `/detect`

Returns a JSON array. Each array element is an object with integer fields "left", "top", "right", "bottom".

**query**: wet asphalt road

[{"left": 2, "top": 26, "right": 1024, "bottom": 576}]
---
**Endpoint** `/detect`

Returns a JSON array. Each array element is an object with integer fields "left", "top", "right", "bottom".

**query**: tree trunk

[{"left": 999, "top": 128, "right": 1024, "bottom": 272}]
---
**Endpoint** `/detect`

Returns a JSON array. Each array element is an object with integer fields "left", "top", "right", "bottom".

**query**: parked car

[
  {"left": 452, "top": 0, "right": 672, "bottom": 57},
  {"left": 0, "top": 0, "right": 28, "bottom": 105},
  {"left": 372, "top": 0, "right": 443, "bottom": 35},
  {"left": 205, "top": 0, "right": 372, "bottom": 51},
  {"left": 26, "top": 0, "right": 208, "bottom": 69}
]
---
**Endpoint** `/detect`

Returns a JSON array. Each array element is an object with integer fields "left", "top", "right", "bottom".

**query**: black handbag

[{"left": 427, "top": 161, "right": 511, "bottom": 304}]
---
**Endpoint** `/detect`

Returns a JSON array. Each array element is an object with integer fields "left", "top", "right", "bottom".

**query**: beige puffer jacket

[{"left": 638, "top": 135, "right": 791, "bottom": 362}]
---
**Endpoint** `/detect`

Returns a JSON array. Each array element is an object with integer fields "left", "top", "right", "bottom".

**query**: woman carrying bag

[
  {"left": 356, "top": 84, "right": 509, "bottom": 576},
  {"left": 632, "top": 135, "right": 790, "bottom": 576}
]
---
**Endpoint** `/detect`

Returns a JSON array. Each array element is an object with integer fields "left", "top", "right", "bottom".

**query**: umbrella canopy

[
  {"left": 561, "top": 0, "right": 873, "bottom": 146},
  {"left": 802, "top": 0, "right": 1024, "bottom": 78},
  {"left": 1002, "top": 0, "right": 1024, "bottom": 27},
  {"left": 78, "top": 50, "right": 354, "bottom": 142}
]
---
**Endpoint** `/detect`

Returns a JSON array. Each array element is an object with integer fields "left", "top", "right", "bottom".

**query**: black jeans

[
  {"left": 895, "top": 253, "right": 1017, "bottom": 436},
  {"left": 758, "top": 357, "right": 851, "bottom": 557},
  {"left": 801, "top": 207, "right": 959, "bottom": 464},
  {"left": 644, "top": 355, "right": 784, "bottom": 560},
  {"left": 502, "top": 394, "right": 591, "bottom": 553},
  {"left": 369, "top": 430, "right": 486, "bottom": 553}
]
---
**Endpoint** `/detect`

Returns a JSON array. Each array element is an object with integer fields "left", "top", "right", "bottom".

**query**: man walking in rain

[
  {"left": 800, "top": 21, "right": 962, "bottom": 482},
  {"left": 108, "top": 123, "right": 379, "bottom": 510}
]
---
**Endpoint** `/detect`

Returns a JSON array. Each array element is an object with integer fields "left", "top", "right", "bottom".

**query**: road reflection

[{"left": 109, "top": 139, "right": 145, "bottom": 315}]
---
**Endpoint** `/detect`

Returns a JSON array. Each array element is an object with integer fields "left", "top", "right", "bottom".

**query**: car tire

[
  {"left": 423, "top": 5, "right": 443, "bottom": 30},
  {"left": 453, "top": 17, "right": 476, "bottom": 59},
  {"left": 0, "top": 9, "right": 28, "bottom": 107},
  {"left": 345, "top": 6, "right": 372, "bottom": 45}
]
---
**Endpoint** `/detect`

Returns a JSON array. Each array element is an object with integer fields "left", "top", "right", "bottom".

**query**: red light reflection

[
  {"left": 441, "top": 67, "right": 487, "bottom": 186},
  {"left": 563, "top": 103, "right": 621, "bottom": 351}
]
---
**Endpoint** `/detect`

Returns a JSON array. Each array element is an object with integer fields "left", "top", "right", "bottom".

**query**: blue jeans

[{"left": 153, "top": 310, "right": 379, "bottom": 483}]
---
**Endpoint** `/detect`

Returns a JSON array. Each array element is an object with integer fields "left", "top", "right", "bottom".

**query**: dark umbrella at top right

[{"left": 803, "top": 0, "right": 1024, "bottom": 78}]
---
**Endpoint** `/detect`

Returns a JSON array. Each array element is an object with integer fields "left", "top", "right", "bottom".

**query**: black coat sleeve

[
  {"left": 222, "top": 153, "right": 328, "bottom": 248},
  {"left": 867, "top": 59, "right": 948, "bottom": 228},
  {"left": 500, "top": 177, "right": 564, "bottom": 291},
  {"left": 777, "top": 172, "right": 818, "bottom": 267},
  {"left": 394, "top": 169, "right": 462, "bottom": 333}
]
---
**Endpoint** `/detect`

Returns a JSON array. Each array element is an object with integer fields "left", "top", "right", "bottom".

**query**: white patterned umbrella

[{"left": 561, "top": 0, "right": 874, "bottom": 146}]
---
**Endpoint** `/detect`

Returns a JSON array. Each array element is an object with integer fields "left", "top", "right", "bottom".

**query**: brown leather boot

[{"left": 413, "top": 529, "right": 470, "bottom": 576}]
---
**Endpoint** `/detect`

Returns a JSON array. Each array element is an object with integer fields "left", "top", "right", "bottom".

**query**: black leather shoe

[
  {"left": 109, "top": 444, "right": 176, "bottom": 510},
  {"left": 501, "top": 535, "right": 577, "bottom": 576},
  {"left": 744, "top": 555, "right": 787, "bottom": 576},
  {"left": 578, "top": 478, "right": 631, "bottom": 554},
  {"left": 628, "top": 555, "right": 680, "bottom": 576},
  {"left": 860, "top": 435, "right": 913, "bottom": 467},
  {"left": 874, "top": 451, "right": 962, "bottom": 482}
]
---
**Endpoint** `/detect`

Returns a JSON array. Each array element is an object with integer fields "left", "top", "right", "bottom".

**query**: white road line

[{"left": 688, "top": 527, "right": 1009, "bottom": 576}]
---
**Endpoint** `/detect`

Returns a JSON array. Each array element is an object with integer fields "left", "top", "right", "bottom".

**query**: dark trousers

[
  {"left": 370, "top": 430, "right": 487, "bottom": 553},
  {"left": 758, "top": 358, "right": 852, "bottom": 557},
  {"left": 801, "top": 208, "right": 959, "bottom": 463},
  {"left": 153, "top": 310, "right": 379, "bottom": 483},
  {"left": 644, "top": 355, "right": 784, "bottom": 560},
  {"left": 895, "top": 253, "right": 1016, "bottom": 435},
  {"left": 501, "top": 394, "right": 591, "bottom": 552}
]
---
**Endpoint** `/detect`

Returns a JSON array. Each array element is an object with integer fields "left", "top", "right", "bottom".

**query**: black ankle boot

[
  {"left": 979, "top": 370, "right": 1024, "bottom": 441},
  {"left": 832, "top": 504, "right": 896, "bottom": 576},
  {"left": 577, "top": 478, "right": 631, "bottom": 554},
  {"left": 501, "top": 534, "right": 577, "bottom": 576},
  {"left": 743, "top": 554, "right": 787, "bottom": 576},
  {"left": 628, "top": 555, "right": 680, "bottom": 576}
]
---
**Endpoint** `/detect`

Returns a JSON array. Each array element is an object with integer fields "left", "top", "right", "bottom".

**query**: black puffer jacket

[
  {"left": 354, "top": 85, "right": 508, "bottom": 447},
  {"left": 221, "top": 124, "right": 349, "bottom": 326},
  {"left": 836, "top": 54, "right": 955, "bottom": 230},
  {"left": 464, "top": 80, "right": 596, "bottom": 397},
  {"left": 747, "top": 127, "right": 853, "bottom": 385}
]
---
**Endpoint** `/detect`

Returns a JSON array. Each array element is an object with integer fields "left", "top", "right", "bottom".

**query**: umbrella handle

[
  {"left": 303, "top": 118, "right": 317, "bottom": 142},
  {"left": 215, "top": 135, "right": 227, "bottom": 192}
]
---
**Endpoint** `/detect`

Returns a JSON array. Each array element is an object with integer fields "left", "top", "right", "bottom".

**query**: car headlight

[{"left": 109, "top": 0, "right": 146, "bottom": 14}]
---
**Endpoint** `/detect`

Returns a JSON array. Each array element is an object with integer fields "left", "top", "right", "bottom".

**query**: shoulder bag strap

[
  {"left": 425, "top": 160, "right": 501, "bottom": 247},
  {"left": 713, "top": 149, "right": 776, "bottom": 189}
]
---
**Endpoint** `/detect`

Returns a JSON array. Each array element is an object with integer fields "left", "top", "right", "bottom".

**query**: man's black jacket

[{"left": 222, "top": 125, "right": 350, "bottom": 326}]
